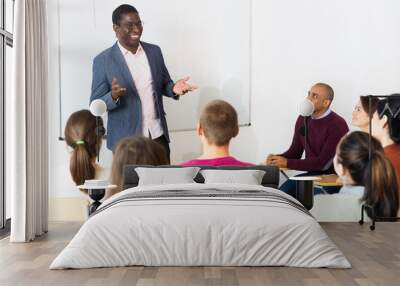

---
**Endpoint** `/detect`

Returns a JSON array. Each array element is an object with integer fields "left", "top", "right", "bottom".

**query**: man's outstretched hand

[{"left": 173, "top": 76, "right": 198, "bottom": 96}]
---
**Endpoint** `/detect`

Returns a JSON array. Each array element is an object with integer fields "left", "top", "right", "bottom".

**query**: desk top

[
  {"left": 314, "top": 174, "right": 342, "bottom": 187},
  {"left": 278, "top": 166, "right": 343, "bottom": 187},
  {"left": 282, "top": 171, "right": 342, "bottom": 187}
]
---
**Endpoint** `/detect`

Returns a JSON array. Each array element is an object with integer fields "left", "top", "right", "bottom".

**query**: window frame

[{"left": 0, "top": 0, "right": 13, "bottom": 234}]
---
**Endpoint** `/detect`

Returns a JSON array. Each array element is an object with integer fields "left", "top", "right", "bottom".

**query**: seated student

[
  {"left": 312, "top": 131, "right": 399, "bottom": 220},
  {"left": 351, "top": 96, "right": 379, "bottom": 132},
  {"left": 266, "top": 83, "right": 349, "bottom": 196},
  {"left": 371, "top": 95, "right": 400, "bottom": 182},
  {"left": 181, "top": 100, "right": 252, "bottom": 167},
  {"left": 351, "top": 95, "right": 400, "bottom": 180},
  {"left": 109, "top": 135, "right": 169, "bottom": 196},
  {"left": 64, "top": 109, "right": 108, "bottom": 191}
]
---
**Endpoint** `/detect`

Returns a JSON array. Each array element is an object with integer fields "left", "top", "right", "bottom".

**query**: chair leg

[
  {"left": 370, "top": 220, "right": 376, "bottom": 231},
  {"left": 359, "top": 204, "right": 365, "bottom": 225},
  {"left": 370, "top": 207, "right": 376, "bottom": 231}
]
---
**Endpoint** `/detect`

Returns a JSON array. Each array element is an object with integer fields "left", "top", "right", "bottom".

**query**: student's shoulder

[
  {"left": 330, "top": 111, "right": 347, "bottom": 124},
  {"left": 238, "top": 161, "right": 255, "bottom": 167},
  {"left": 330, "top": 111, "right": 349, "bottom": 130},
  {"left": 339, "top": 185, "right": 364, "bottom": 196},
  {"left": 180, "top": 160, "right": 199, "bottom": 167},
  {"left": 293, "top": 115, "right": 305, "bottom": 129},
  {"left": 229, "top": 157, "right": 254, "bottom": 167}
]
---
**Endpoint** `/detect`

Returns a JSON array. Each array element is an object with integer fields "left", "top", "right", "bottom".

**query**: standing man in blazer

[{"left": 90, "top": 4, "right": 197, "bottom": 160}]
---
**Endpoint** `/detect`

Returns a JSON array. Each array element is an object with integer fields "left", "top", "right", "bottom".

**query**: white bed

[{"left": 50, "top": 183, "right": 351, "bottom": 269}]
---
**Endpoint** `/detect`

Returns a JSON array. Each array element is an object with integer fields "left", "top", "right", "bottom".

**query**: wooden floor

[{"left": 0, "top": 222, "right": 399, "bottom": 286}]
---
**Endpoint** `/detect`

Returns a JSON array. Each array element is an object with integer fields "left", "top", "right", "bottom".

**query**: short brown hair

[
  {"left": 109, "top": 135, "right": 169, "bottom": 196},
  {"left": 314, "top": 83, "right": 334, "bottom": 101},
  {"left": 199, "top": 100, "right": 239, "bottom": 146}
]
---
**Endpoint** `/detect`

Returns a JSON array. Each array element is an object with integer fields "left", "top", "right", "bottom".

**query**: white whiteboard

[{"left": 57, "top": 0, "right": 251, "bottom": 134}]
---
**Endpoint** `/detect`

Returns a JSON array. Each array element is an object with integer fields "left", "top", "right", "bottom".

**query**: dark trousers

[
  {"left": 279, "top": 172, "right": 340, "bottom": 198},
  {"left": 153, "top": 134, "right": 171, "bottom": 164}
]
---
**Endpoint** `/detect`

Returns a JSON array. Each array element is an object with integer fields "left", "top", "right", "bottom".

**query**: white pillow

[
  {"left": 200, "top": 169, "right": 266, "bottom": 185},
  {"left": 135, "top": 167, "right": 200, "bottom": 186}
]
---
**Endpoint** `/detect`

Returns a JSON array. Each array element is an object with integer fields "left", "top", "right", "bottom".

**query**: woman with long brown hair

[
  {"left": 335, "top": 131, "right": 399, "bottom": 218},
  {"left": 312, "top": 131, "right": 399, "bottom": 220},
  {"left": 64, "top": 109, "right": 107, "bottom": 192},
  {"left": 109, "top": 135, "right": 169, "bottom": 196}
]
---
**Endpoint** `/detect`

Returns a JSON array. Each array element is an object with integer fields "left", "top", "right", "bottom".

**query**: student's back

[
  {"left": 64, "top": 109, "right": 107, "bottom": 192},
  {"left": 312, "top": 131, "right": 399, "bottom": 220},
  {"left": 182, "top": 156, "right": 252, "bottom": 167}
]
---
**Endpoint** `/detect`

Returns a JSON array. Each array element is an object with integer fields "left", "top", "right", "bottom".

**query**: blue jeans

[{"left": 279, "top": 172, "right": 340, "bottom": 198}]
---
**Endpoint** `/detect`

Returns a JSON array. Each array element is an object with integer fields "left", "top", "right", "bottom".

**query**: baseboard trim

[{"left": 49, "top": 197, "right": 88, "bottom": 222}]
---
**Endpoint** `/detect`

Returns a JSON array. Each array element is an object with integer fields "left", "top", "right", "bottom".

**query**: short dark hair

[
  {"left": 360, "top": 95, "right": 379, "bottom": 117},
  {"left": 200, "top": 100, "right": 239, "bottom": 146},
  {"left": 112, "top": 4, "right": 138, "bottom": 25},
  {"left": 377, "top": 94, "right": 400, "bottom": 144},
  {"left": 314, "top": 83, "right": 334, "bottom": 101}
]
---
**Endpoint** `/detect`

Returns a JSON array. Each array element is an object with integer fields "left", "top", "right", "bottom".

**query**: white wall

[
  {"left": 48, "top": 0, "right": 400, "bottom": 203},
  {"left": 58, "top": 0, "right": 252, "bottom": 132}
]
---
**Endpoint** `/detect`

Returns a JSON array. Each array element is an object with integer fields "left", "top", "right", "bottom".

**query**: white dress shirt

[{"left": 118, "top": 42, "right": 164, "bottom": 139}]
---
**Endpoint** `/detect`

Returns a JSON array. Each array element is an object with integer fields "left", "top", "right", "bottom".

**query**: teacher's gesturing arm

[
  {"left": 90, "top": 56, "right": 121, "bottom": 111},
  {"left": 111, "top": 78, "right": 126, "bottom": 101},
  {"left": 157, "top": 45, "right": 197, "bottom": 99}
]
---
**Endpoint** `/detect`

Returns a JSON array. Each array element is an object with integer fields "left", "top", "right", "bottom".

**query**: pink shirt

[
  {"left": 181, "top": 156, "right": 253, "bottom": 167},
  {"left": 118, "top": 42, "right": 164, "bottom": 139}
]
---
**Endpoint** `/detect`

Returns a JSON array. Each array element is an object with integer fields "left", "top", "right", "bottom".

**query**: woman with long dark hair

[
  {"left": 64, "top": 110, "right": 107, "bottom": 191},
  {"left": 312, "top": 131, "right": 399, "bottom": 220},
  {"left": 336, "top": 131, "right": 399, "bottom": 217}
]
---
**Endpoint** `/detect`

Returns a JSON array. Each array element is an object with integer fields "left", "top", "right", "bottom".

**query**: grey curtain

[{"left": 10, "top": 0, "right": 48, "bottom": 242}]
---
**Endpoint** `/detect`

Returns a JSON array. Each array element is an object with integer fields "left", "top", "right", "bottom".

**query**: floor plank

[{"left": 0, "top": 222, "right": 399, "bottom": 286}]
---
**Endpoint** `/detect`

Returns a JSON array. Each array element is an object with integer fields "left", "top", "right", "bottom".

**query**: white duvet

[{"left": 50, "top": 183, "right": 351, "bottom": 269}]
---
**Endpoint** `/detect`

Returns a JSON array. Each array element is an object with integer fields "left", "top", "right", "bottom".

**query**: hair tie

[{"left": 75, "top": 140, "right": 85, "bottom": 145}]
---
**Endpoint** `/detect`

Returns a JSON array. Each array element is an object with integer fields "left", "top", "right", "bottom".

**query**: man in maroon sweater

[{"left": 266, "top": 83, "right": 349, "bottom": 195}]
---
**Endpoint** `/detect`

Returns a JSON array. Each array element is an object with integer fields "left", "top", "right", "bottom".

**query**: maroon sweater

[{"left": 280, "top": 111, "right": 349, "bottom": 172}]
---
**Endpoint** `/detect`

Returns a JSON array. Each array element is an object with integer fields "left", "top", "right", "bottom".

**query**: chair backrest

[{"left": 122, "top": 165, "right": 280, "bottom": 190}]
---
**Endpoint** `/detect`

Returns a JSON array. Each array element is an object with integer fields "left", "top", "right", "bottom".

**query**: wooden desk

[
  {"left": 314, "top": 175, "right": 342, "bottom": 187},
  {"left": 278, "top": 167, "right": 342, "bottom": 187}
]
